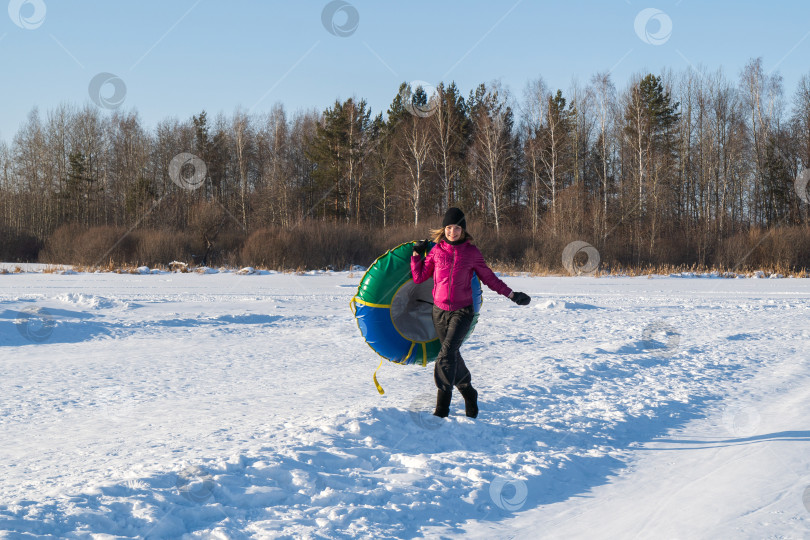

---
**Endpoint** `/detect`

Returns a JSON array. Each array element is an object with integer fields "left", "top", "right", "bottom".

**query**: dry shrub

[
  {"left": 212, "top": 231, "right": 246, "bottom": 267},
  {"left": 242, "top": 221, "right": 555, "bottom": 271},
  {"left": 717, "top": 228, "right": 776, "bottom": 270},
  {"left": 242, "top": 222, "right": 379, "bottom": 270},
  {"left": 34, "top": 219, "right": 810, "bottom": 274},
  {"left": 767, "top": 227, "right": 810, "bottom": 269},
  {"left": 134, "top": 229, "right": 193, "bottom": 266},
  {"left": 42, "top": 225, "right": 176, "bottom": 267},
  {"left": 373, "top": 223, "right": 425, "bottom": 250},
  {"left": 519, "top": 245, "right": 553, "bottom": 274},
  {"left": 41, "top": 224, "right": 84, "bottom": 264},
  {"left": 76, "top": 226, "right": 137, "bottom": 265},
  {"left": 471, "top": 223, "right": 542, "bottom": 267},
  {"left": 41, "top": 224, "right": 244, "bottom": 268},
  {"left": 713, "top": 226, "right": 810, "bottom": 272},
  {"left": 241, "top": 228, "right": 275, "bottom": 267},
  {"left": 188, "top": 201, "right": 226, "bottom": 236}
]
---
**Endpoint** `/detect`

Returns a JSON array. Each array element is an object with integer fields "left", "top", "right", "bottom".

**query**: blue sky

[{"left": 1, "top": 0, "right": 809, "bottom": 141}]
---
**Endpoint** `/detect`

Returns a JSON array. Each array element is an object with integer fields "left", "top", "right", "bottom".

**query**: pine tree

[
  {"left": 387, "top": 83, "right": 410, "bottom": 127},
  {"left": 541, "top": 89, "right": 574, "bottom": 233},
  {"left": 623, "top": 73, "right": 680, "bottom": 256},
  {"left": 62, "top": 151, "right": 97, "bottom": 225},
  {"left": 306, "top": 98, "right": 371, "bottom": 221},
  {"left": 432, "top": 82, "right": 469, "bottom": 211}
]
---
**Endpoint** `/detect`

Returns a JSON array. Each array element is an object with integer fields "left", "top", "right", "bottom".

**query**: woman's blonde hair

[{"left": 430, "top": 226, "right": 474, "bottom": 244}]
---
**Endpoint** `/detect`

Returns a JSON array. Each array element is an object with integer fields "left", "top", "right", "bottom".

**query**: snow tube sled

[{"left": 351, "top": 241, "right": 482, "bottom": 366}]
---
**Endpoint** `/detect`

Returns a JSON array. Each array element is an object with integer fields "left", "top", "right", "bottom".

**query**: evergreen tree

[
  {"left": 62, "top": 151, "right": 98, "bottom": 225},
  {"left": 387, "top": 83, "right": 410, "bottom": 127},
  {"left": 192, "top": 111, "right": 212, "bottom": 198},
  {"left": 432, "top": 82, "right": 470, "bottom": 211},
  {"left": 541, "top": 89, "right": 575, "bottom": 232},
  {"left": 306, "top": 98, "right": 371, "bottom": 221},
  {"left": 622, "top": 73, "right": 681, "bottom": 256}
]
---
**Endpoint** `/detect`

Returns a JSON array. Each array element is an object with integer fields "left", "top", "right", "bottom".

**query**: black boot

[
  {"left": 458, "top": 385, "right": 478, "bottom": 418},
  {"left": 433, "top": 389, "right": 452, "bottom": 418}
]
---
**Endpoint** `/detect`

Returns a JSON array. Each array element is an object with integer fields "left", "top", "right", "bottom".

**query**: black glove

[
  {"left": 412, "top": 239, "right": 430, "bottom": 256},
  {"left": 511, "top": 291, "right": 531, "bottom": 306}
]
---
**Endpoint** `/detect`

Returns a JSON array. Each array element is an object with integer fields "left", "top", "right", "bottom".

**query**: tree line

[{"left": 1, "top": 57, "right": 810, "bottom": 271}]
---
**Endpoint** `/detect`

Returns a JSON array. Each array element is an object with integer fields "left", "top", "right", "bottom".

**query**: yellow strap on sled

[{"left": 373, "top": 357, "right": 385, "bottom": 395}]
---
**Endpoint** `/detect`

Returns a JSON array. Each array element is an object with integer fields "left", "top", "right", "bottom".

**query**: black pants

[{"left": 433, "top": 305, "right": 474, "bottom": 392}]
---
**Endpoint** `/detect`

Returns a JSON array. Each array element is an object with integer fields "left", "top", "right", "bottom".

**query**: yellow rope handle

[
  {"left": 373, "top": 357, "right": 385, "bottom": 395},
  {"left": 352, "top": 296, "right": 386, "bottom": 394}
]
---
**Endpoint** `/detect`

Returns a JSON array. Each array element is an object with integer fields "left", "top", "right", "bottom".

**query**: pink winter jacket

[{"left": 411, "top": 240, "right": 512, "bottom": 311}]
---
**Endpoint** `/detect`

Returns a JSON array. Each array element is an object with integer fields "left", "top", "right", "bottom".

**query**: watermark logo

[
  {"left": 722, "top": 405, "right": 760, "bottom": 437},
  {"left": 169, "top": 153, "right": 207, "bottom": 191},
  {"left": 634, "top": 8, "right": 672, "bottom": 46},
  {"left": 321, "top": 0, "right": 359, "bottom": 37},
  {"left": 795, "top": 169, "right": 810, "bottom": 204},
  {"left": 562, "top": 241, "right": 600, "bottom": 276},
  {"left": 408, "top": 392, "right": 444, "bottom": 431},
  {"left": 489, "top": 476, "right": 528, "bottom": 512},
  {"left": 176, "top": 466, "right": 216, "bottom": 503},
  {"left": 16, "top": 306, "right": 55, "bottom": 343},
  {"left": 88, "top": 72, "right": 127, "bottom": 110},
  {"left": 640, "top": 320, "right": 680, "bottom": 356},
  {"left": 400, "top": 80, "right": 440, "bottom": 118},
  {"left": 8, "top": 0, "right": 46, "bottom": 29}
]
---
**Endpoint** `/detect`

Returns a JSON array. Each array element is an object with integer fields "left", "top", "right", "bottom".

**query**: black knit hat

[{"left": 442, "top": 207, "right": 466, "bottom": 230}]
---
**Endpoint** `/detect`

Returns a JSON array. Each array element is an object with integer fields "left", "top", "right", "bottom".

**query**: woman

[{"left": 411, "top": 207, "right": 531, "bottom": 418}]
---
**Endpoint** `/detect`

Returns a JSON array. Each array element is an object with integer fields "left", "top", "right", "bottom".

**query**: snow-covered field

[{"left": 1, "top": 267, "right": 810, "bottom": 539}]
